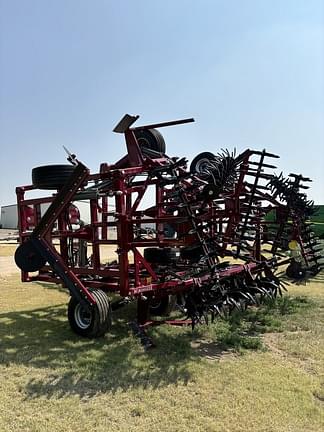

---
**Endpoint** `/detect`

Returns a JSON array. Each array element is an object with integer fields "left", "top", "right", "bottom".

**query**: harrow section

[{"left": 14, "top": 114, "right": 323, "bottom": 344}]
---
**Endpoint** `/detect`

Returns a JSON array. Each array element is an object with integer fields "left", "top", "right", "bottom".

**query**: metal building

[
  {"left": 0, "top": 204, "right": 19, "bottom": 229},
  {"left": 0, "top": 201, "right": 92, "bottom": 229}
]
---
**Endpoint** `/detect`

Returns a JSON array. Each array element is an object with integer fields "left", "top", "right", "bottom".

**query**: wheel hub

[{"left": 74, "top": 303, "right": 92, "bottom": 329}]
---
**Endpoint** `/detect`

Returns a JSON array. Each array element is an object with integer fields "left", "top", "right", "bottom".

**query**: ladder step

[
  {"left": 249, "top": 161, "right": 277, "bottom": 169},
  {"left": 246, "top": 172, "right": 274, "bottom": 180},
  {"left": 237, "top": 223, "right": 257, "bottom": 229},
  {"left": 251, "top": 150, "right": 280, "bottom": 158}
]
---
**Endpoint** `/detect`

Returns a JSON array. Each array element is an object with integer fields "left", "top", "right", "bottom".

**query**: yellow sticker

[{"left": 288, "top": 240, "right": 298, "bottom": 250}]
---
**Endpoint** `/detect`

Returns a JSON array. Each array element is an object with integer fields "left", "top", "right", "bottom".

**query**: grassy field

[
  {"left": 312, "top": 205, "right": 324, "bottom": 224},
  {"left": 0, "top": 244, "right": 323, "bottom": 431},
  {"left": 311, "top": 204, "right": 324, "bottom": 238},
  {"left": 264, "top": 205, "right": 324, "bottom": 238}
]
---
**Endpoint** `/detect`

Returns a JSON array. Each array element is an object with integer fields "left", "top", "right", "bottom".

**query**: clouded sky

[{"left": 0, "top": 0, "right": 323, "bottom": 204}]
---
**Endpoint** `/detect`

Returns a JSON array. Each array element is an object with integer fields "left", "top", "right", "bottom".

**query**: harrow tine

[
  {"left": 307, "top": 256, "right": 323, "bottom": 263},
  {"left": 288, "top": 173, "right": 312, "bottom": 182}
]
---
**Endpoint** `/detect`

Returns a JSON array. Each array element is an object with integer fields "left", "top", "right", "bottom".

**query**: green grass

[
  {"left": 262, "top": 205, "right": 324, "bottom": 238},
  {"left": 311, "top": 205, "right": 324, "bottom": 223},
  {"left": 311, "top": 222, "right": 324, "bottom": 238},
  {"left": 0, "top": 254, "right": 324, "bottom": 430}
]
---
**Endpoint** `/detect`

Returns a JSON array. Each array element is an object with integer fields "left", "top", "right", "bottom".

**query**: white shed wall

[
  {"left": 0, "top": 205, "right": 18, "bottom": 229},
  {"left": 0, "top": 200, "right": 92, "bottom": 229}
]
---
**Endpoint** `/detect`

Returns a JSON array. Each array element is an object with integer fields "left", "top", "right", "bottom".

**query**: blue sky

[{"left": 0, "top": 0, "right": 323, "bottom": 204}]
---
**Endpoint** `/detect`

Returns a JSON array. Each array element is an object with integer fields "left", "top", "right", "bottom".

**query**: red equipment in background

[{"left": 14, "top": 114, "right": 323, "bottom": 347}]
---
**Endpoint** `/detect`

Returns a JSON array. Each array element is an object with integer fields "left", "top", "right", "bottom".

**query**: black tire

[
  {"left": 68, "top": 289, "right": 112, "bottom": 338},
  {"left": 201, "top": 183, "right": 221, "bottom": 200},
  {"left": 286, "top": 261, "right": 306, "bottom": 280},
  {"left": 149, "top": 294, "right": 176, "bottom": 316},
  {"left": 144, "top": 247, "right": 179, "bottom": 264},
  {"left": 180, "top": 243, "right": 203, "bottom": 262},
  {"left": 163, "top": 223, "right": 176, "bottom": 238},
  {"left": 14, "top": 240, "right": 46, "bottom": 272},
  {"left": 32, "top": 164, "right": 76, "bottom": 190},
  {"left": 190, "top": 152, "right": 217, "bottom": 175},
  {"left": 134, "top": 128, "right": 166, "bottom": 154}
]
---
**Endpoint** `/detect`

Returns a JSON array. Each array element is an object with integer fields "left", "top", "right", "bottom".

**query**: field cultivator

[{"left": 14, "top": 114, "right": 323, "bottom": 346}]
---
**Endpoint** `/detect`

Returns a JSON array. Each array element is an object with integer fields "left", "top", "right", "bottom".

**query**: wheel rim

[
  {"left": 74, "top": 303, "right": 92, "bottom": 329},
  {"left": 195, "top": 158, "right": 214, "bottom": 174},
  {"left": 138, "top": 137, "right": 151, "bottom": 149},
  {"left": 150, "top": 298, "right": 162, "bottom": 311}
]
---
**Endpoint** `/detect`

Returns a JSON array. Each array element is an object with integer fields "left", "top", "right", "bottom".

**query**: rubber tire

[
  {"left": 286, "top": 261, "right": 306, "bottom": 280},
  {"left": 163, "top": 223, "right": 176, "bottom": 238},
  {"left": 68, "top": 289, "right": 112, "bottom": 338},
  {"left": 201, "top": 183, "right": 221, "bottom": 200},
  {"left": 144, "top": 247, "right": 179, "bottom": 264},
  {"left": 32, "top": 164, "right": 76, "bottom": 190},
  {"left": 14, "top": 240, "right": 46, "bottom": 272},
  {"left": 190, "top": 152, "right": 217, "bottom": 175},
  {"left": 149, "top": 294, "right": 176, "bottom": 316},
  {"left": 134, "top": 128, "right": 166, "bottom": 153},
  {"left": 180, "top": 243, "right": 203, "bottom": 262}
]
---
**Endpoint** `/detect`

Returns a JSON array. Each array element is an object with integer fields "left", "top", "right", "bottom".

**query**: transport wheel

[
  {"left": 190, "top": 152, "right": 217, "bottom": 175},
  {"left": 68, "top": 289, "right": 112, "bottom": 338},
  {"left": 144, "top": 247, "right": 179, "bottom": 264},
  {"left": 32, "top": 164, "right": 75, "bottom": 190},
  {"left": 149, "top": 294, "right": 176, "bottom": 316},
  {"left": 134, "top": 128, "right": 166, "bottom": 153}
]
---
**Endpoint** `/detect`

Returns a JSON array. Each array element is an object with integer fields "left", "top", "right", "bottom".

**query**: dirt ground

[
  {"left": 0, "top": 256, "right": 18, "bottom": 276},
  {"left": 0, "top": 229, "right": 18, "bottom": 240},
  {"left": 0, "top": 243, "right": 136, "bottom": 277}
]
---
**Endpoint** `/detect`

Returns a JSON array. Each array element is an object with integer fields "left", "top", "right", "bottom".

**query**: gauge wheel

[{"left": 68, "top": 289, "right": 112, "bottom": 338}]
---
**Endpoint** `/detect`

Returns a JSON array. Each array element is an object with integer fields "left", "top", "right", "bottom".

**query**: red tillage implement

[{"left": 15, "top": 115, "right": 323, "bottom": 346}]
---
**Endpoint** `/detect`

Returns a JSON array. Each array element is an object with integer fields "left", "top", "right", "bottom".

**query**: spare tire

[
  {"left": 190, "top": 152, "right": 217, "bottom": 175},
  {"left": 134, "top": 128, "right": 166, "bottom": 154},
  {"left": 144, "top": 247, "right": 179, "bottom": 264},
  {"left": 32, "top": 164, "right": 76, "bottom": 190},
  {"left": 180, "top": 243, "right": 203, "bottom": 262}
]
